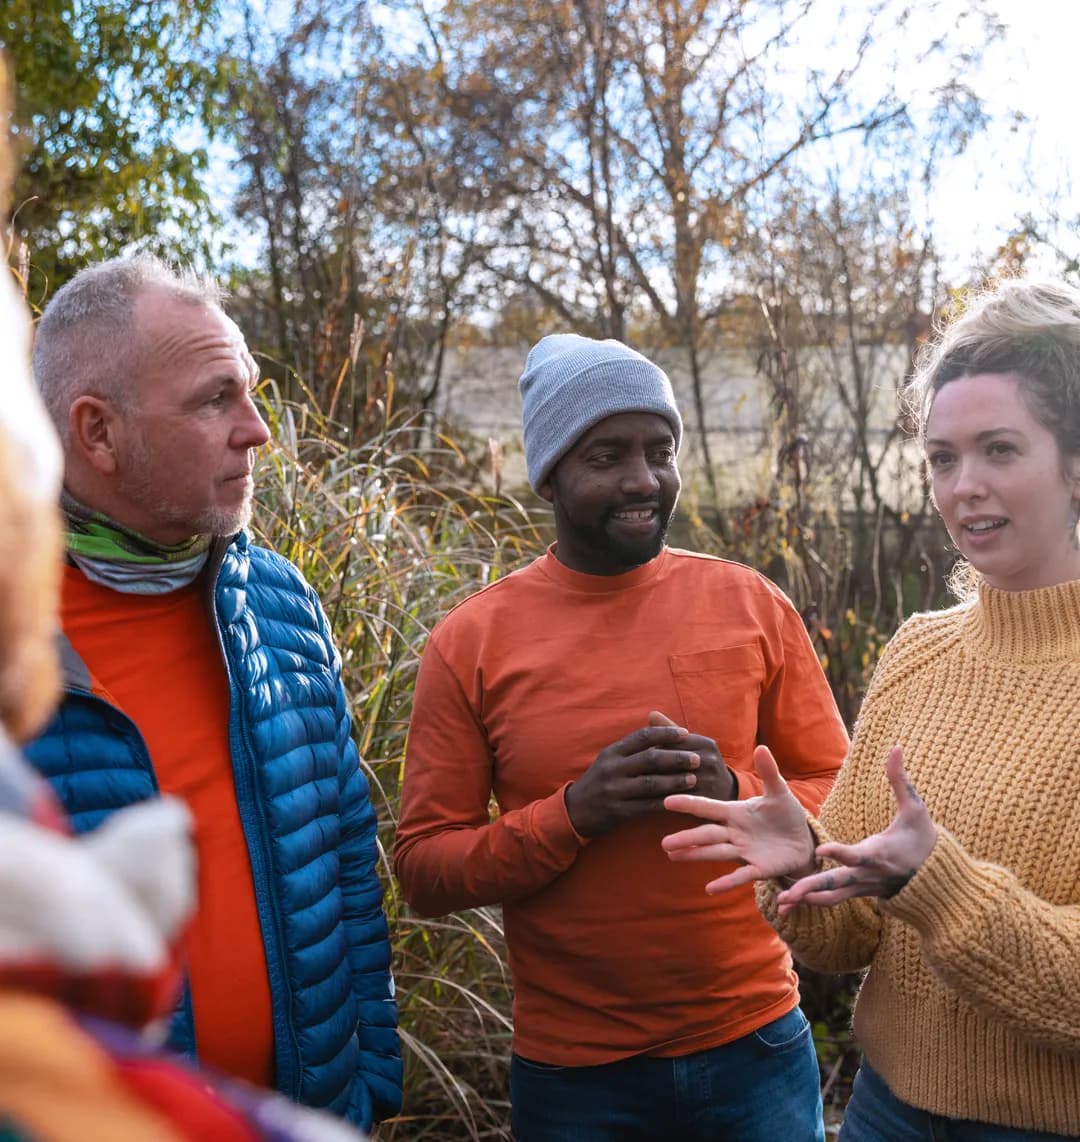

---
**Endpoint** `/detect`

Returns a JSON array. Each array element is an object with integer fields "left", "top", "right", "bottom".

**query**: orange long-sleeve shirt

[
  {"left": 61, "top": 565, "right": 274, "bottom": 1087},
  {"left": 395, "top": 546, "right": 848, "bottom": 1065}
]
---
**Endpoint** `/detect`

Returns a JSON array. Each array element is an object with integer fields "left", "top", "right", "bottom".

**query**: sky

[
  {"left": 741, "top": 0, "right": 1080, "bottom": 280},
  {"left": 894, "top": 0, "right": 1080, "bottom": 274}
]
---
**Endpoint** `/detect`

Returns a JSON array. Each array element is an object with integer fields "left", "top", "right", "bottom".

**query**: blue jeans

[
  {"left": 510, "top": 1006, "right": 824, "bottom": 1142},
  {"left": 840, "top": 1062, "right": 1074, "bottom": 1142}
]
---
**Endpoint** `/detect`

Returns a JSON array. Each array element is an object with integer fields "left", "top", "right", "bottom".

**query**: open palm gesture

[
  {"left": 775, "top": 745, "right": 937, "bottom": 915},
  {"left": 662, "top": 744, "right": 817, "bottom": 893}
]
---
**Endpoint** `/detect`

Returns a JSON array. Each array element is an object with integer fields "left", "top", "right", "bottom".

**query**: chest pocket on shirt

[{"left": 669, "top": 644, "right": 764, "bottom": 767}]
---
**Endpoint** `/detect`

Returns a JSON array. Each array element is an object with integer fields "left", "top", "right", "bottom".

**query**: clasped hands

[
  {"left": 662, "top": 743, "right": 938, "bottom": 915},
  {"left": 564, "top": 710, "right": 735, "bottom": 838}
]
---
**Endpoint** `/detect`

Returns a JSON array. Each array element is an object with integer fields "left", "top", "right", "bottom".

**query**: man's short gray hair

[{"left": 32, "top": 254, "right": 224, "bottom": 444}]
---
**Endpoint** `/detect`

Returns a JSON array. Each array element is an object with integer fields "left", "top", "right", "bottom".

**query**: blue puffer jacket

[{"left": 24, "top": 532, "right": 402, "bottom": 1131}]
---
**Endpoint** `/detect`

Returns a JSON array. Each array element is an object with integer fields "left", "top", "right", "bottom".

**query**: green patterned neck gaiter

[{"left": 62, "top": 489, "right": 211, "bottom": 595}]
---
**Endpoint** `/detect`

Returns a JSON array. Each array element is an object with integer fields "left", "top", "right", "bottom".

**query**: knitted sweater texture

[{"left": 759, "top": 578, "right": 1080, "bottom": 1135}]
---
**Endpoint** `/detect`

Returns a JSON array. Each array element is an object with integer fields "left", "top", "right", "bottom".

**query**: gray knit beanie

[{"left": 518, "top": 333, "right": 683, "bottom": 490}]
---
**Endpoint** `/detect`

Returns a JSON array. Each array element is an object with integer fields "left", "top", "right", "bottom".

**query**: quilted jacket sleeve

[{"left": 313, "top": 589, "right": 403, "bottom": 1123}]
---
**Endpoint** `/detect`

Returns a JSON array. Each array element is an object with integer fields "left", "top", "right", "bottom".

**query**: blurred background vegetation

[{"left": 5, "top": 0, "right": 1077, "bottom": 1134}]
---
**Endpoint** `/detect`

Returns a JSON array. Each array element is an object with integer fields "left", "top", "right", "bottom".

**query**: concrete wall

[{"left": 428, "top": 342, "right": 926, "bottom": 511}]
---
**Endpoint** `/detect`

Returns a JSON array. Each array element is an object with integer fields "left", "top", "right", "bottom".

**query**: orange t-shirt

[
  {"left": 396, "top": 546, "right": 849, "bottom": 1065},
  {"left": 62, "top": 563, "right": 274, "bottom": 1087}
]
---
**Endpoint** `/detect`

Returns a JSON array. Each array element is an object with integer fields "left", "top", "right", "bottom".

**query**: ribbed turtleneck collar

[
  {"left": 963, "top": 577, "right": 1080, "bottom": 663},
  {"left": 536, "top": 543, "right": 668, "bottom": 594}
]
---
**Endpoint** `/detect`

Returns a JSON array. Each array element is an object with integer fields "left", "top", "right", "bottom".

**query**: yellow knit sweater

[{"left": 759, "top": 578, "right": 1080, "bottom": 1134}]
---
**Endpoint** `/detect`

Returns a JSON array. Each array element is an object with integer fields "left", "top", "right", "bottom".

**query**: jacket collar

[{"left": 57, "top": 532, "right": 245, "bottom": 693}]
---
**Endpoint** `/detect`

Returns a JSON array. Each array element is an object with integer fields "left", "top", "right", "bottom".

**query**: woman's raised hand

[
  {"left": 663, "top": 744, "right": 817, "bottom": 894},
  {"left": 774, "top": 745, "right": 937, "bottom": 915}
]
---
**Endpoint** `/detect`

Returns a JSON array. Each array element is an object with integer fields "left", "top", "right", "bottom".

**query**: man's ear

[
  {"left": 536, "top": 478, "right": 555, "bottom": 504},
  {"left": 69, "top": 395, "right": 119, "bottom": 476}
]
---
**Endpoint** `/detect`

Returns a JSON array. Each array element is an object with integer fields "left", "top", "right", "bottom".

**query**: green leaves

[{"left": 2, "top": 0, "right": 225, "bottom": 295}]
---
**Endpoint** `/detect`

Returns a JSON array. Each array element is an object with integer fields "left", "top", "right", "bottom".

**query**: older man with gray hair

[{"left": 24, "top": 255, "right": 401, "bottom": 1132}]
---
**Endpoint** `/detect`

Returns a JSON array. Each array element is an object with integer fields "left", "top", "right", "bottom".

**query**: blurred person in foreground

[
  {"left": 0, "top": 250, "right": 365, "bottom": 1140},
  {"left": 22, "top": 254, "right": 401, "bottom": 1131},
  {"left": 664, "top": 278, "right": 1080, "bottom": 1140},
  {"left": 395, "top": 334, "right": 849, "bottom": 1141}
]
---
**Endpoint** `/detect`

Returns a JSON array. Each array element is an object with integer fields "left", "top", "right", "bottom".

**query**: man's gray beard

[
  {"left": 117, "top": 434, "right": 255, "bottom": 539},
  {"left": 146, "top": 483, "right": 255, "bottom": 539},
  {"left": 194, "top": 498, "right": 255, "bottom": 538}
]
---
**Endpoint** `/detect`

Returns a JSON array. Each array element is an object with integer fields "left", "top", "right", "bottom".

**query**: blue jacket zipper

[{"left": 208, "top": 545, "right": 303, "bottom": 1100}]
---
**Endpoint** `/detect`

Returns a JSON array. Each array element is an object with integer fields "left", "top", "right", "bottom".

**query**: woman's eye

[{"left": 927, "top": 451, "right": 953, "bottom": 470}]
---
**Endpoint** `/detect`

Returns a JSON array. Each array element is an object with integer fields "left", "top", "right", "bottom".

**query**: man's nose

[
  {"left": 234, "top": 392, "right": 271, "bottom": 449},
  {"left": 620, "top": 453, "right": 660, "bottom": 495}
]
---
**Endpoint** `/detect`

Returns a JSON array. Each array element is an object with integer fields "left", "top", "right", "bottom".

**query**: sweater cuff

[
  {"left": 733, "top": 765, "right": 760, "bottom": 800},
  {"left": 541, "top": 781, "right": 592, "bottom": 853},
  {"left": 880, "top": 827, "right": 986, "bottom": 934},
  {"left": 805, "top": 813, "right": 830, "bottom": 849},
  {"left": 756, "top": 829, "right": 883, "bottom": 973}
]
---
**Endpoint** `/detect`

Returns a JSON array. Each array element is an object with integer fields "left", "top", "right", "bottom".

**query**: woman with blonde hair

[{"left": 663, "top": 277, "right": 1080, "bottom": 1139}]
